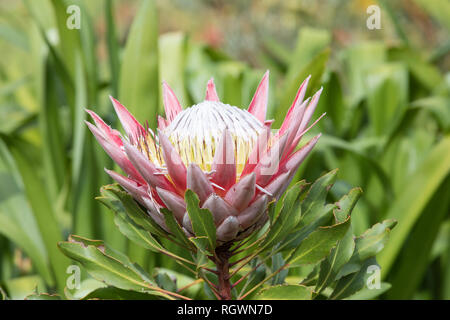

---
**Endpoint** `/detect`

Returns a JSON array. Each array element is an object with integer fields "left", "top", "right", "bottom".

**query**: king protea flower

[{"left": 86, "top": 72, "right": 324, "bottom": 244}]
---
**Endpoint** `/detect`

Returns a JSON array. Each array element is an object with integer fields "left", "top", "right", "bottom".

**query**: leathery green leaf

[
  {"left": 315, "top": 188, "right": 362, "bottom": 294},
  {"left": 330, "top": 257, "right": 378, "bottom": 300},
  {"left": 301, "top": 169, "right": 338, "bottom": 224},
  {"left": 189, "top": 236, "right": 210, "bottom": 267},
  {"left": 288, "top": 216, "right": 351, "bottom": 267},
  {"left": 161, "top": 208, "right": 195, "bottom": 250},
  {"left": 185, "top": 190, "right": 216, "bottom": 251},
  {"left": 261, "top": 181, "right": 306, "bottom": 249},
  {"left": 345, "top": 282, "right": 391, "bottom": 300},
  {"left": 98, "top": 194, "right": 163, "bottom": 253},
  {"left": 58, "top": 239, "right": 173, "bottom": 299},
  {"left": 100, "top": 185, "right": 168, "bottom": 238},
  {"left": 337, "top": 219, "right": 396, "bottom": 280}
]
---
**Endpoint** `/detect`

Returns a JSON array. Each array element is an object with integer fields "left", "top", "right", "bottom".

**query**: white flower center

[{"left": 164, "top": 101, "right": 265, "bottom": 174}]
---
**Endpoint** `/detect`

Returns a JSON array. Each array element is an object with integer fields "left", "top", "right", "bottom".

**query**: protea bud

[{"left": 86, "top": 72, "right": 323, "bottom": 245}]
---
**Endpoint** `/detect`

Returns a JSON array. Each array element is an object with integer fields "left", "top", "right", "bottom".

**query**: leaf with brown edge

[{"left": 287, "top": 216, "right": 351, "bottom": 267}]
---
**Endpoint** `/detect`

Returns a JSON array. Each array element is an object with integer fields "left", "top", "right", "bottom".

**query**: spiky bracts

[{"left": 86, "top": 72, "right": 323, "bottom": 244}]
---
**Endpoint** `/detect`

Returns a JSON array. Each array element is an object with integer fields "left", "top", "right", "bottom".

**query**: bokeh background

[{"left": 0, "top": 0, "right": 449, "bottom": 299}]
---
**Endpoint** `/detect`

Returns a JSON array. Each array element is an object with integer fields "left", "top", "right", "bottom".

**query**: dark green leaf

[
  {"left": 288, "top": 217, "right": 351, "bottom": 267},
  {"left": 58, "top": 239, "right": 171, "bottom": 299},
  {"left": 185, "top": 190, "right": 216, "bottom": 251},
  {"left": 99, "top": 185, "right": 168, "bottom": 238},
  {"left": 261, "top": 181, "right": 306, "bottom": 249},
  {"left": 378, "top": 136, "right": 450, "bottom": 275},
  {"left": 315, "top": 188, "right": 362, "bottom": 294},
  {"left": 161, "top": 208, "right": 195, "bottom": 250},
  {"left": 330, "top": 258, "right": 379, "bottom": 300}
]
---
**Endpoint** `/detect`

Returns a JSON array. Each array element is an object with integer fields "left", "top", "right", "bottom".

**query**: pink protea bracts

[{"left": 86, "top": 72, "right": 324, "bottom": 244}]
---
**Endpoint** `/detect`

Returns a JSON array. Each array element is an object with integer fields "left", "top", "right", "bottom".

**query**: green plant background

[{"left": 0, "top": 0, "right": 449, "bottom": 299}]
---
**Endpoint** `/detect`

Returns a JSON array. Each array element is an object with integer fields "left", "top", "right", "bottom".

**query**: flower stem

[{"left": 214, "top": 243, "right": 233, "bottom": 300}]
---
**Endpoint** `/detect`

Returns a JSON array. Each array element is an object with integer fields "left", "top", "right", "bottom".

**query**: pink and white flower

[{"left": 86, "top": 72, "right": 323, "bottom": 243}]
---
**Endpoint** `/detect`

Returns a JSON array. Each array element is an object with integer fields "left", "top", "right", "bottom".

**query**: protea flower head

[{"left": 86, "top": 72, "right": 324, "bottom": 244}]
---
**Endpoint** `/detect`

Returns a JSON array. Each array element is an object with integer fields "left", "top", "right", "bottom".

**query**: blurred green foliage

[{"left": 0, "top": 0, "right": 449, "bottom": 299}]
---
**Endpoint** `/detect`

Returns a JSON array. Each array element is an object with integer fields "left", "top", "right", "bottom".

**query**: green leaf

[
  {"left": 161, "top": 208, "right": 195, "bottom": 250},
  {"left": 330, "top": 257, "right": 378, "bottom": 300},
  {"left": 318, "top": 135, "right": 394, "bottom": 199},
  {"left": 343, "top": 41, "right": 386, "bottom": 106},
  {"left": 378, "top": 136, "right": 450, "bottom": 276},
  {"left": 301, "top": 169, "right": 338, "bottom": 223},
  {"left": 105, "top": 0, "right": 119, "bottom": 96},
  {"left": 185, "top": 190, "right": 216, "bottom": 251},
  {"left": 316, "top": 72, "right": 346, "bottom": 135},
  {"left": 80, "top": 287, "right": 159, "bottom": 300},
  {"left": 154, "top": 272, "right": 177, "bottom": 293},
  {"left": 278, "top": 170, "right": 339, "bottom": 251},
  {"left": 189, "top": 236, "right": 210, "bottom": 267},
  {"left": 266, "top": 200, "right": 277, "bottom": 225},
  {"left": 271, "top": 253, "right": 289, "bottom": 285},
  {"left": 285, "top": 28, "right": 331, "bottom": 85},
  {"left": 40, "top": 58, "right": 67, "bottom": 201},
  {"left": 281, "top": 204, "right": 335, "bottom": 252},
  {"left": 97, "top": 188, "right": 195, "bottom": 268},
  {"left": 58, "top": 239, "right": 172, "bottom": 299},
  {"left": 386, "top": 177, "right": 450, "bottom": 299},
  {"left": 257, "top": 284, "right": 313, "bottom": 300},
  {"left": 261, "top": 181, "right": 306, "bottom": 249},
  {"left": 105, "top": 197, "right": 163, "bottom": 253},
  {"left": 388, "top": 47, "right": 443, "bottom": 91},
  {"left": 344, "top": 282, "right": 391, "bottom": 300},
  {"left": 159, "top": 32, "right": 189, "bottom": 105},
  {"left": 365, "top": 63, "right": 409, "bottom": 137},
  {"left": 3, "top": 275, "right": 46, "bottom": 300},
  {"left": 315, "top": 188, "right": 362, "bottom": 294},
  {"left": 353, "top": 220, "right": 396, "bottom": 262},
  {"left": 273, "top": 49, "right": 329, "bottom": 126},
  {"left": 64, "top": 278, "right": 107, "bottom": 300},
  {"left": 288, "top": 217, "right": 351, "bottom": 267},
  {"left": 0, "top": 140, "right": 53, "bottom": 285},
  {"left": 337, "top": 219, "right": 395, "bottom": 280},
  {"left": 49, "top": 0, "right": 81, "bottom": 78},
  {"left": 333, "top": 187, "right": 362, "bottom": 223},
  {"left": 119, "top": 0, "right": 159, "bottom": 126},
  {"left": 6, "top": 138, "right": 70, "bottom": 293},
  {"left": 410, "top": 97, "right": 450, "bottom": 132},
  {"left": 219, "top": 61, "right": 247, "bottom": 106},
  {"left": 260, "top": 36, "right": 291, "bottom": 69},
  {"left": 25, "top": 293, "right": 61, "bottom": 300},
  {"left": 155, "top": 267, "right": 203, "bottom": 298},
  {"left": 99, "top": 185, "right": 168, "bottom": 238}
]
